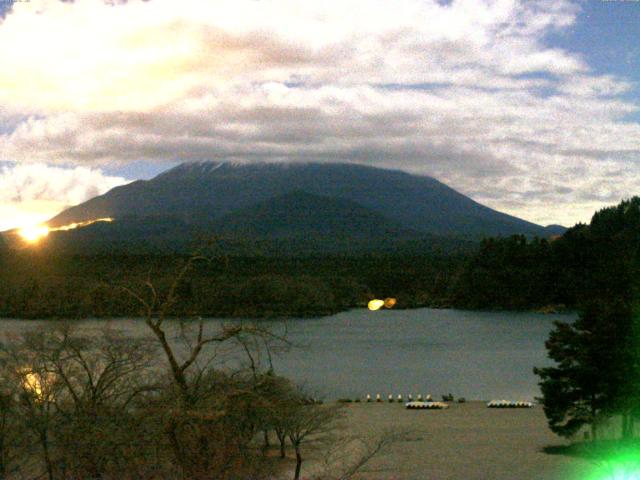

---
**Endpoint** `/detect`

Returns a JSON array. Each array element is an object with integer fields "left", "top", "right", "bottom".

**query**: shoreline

[
  {"left": 327, "top": 401, "right": 592, "bottom": 480},
  {"left": 0, "top": 304, "right": 577, "bottom": 322}
]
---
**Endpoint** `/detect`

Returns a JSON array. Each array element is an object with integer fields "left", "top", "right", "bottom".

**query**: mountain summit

[{"left": 49, "top": 161, "right": 552, "bottom": 241}]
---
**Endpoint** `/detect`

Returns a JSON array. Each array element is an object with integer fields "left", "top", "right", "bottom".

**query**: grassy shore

[{"left": 328, "top": 402, "right": 594, "bottom": 480}]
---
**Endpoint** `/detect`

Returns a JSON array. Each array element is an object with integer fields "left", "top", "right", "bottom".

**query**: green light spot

[{"left": 587, "top": 452, "right": 640, "bottom": 480}]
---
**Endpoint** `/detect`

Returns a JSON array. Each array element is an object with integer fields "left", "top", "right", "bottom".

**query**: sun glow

[
  {"left": 52, "top": 217, "right": 114, "bottom": 232},
  {"left": 17, "top": 224, "right": 50, "bottom": 243},
  {"left": 16, "top": 217, "right": 114, "bottom": 244},
  {"left": 23, "top": 372, "right": 45, "bottom": 399},
  {"left": 20, "top": 368, "right": 56, "bottom": 403}
]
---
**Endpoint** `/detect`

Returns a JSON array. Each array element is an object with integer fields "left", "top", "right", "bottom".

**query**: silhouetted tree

[
  {"left": 535, "top": 298, "right": 640, "bottom": 441},
  {"left": 534, "top": 199, "right": 640, "bottom": 441}
]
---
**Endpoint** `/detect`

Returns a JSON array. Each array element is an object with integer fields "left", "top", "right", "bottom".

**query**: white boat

[
  {"left": 405, "top": 401, "right": 449, "bottom": 410},
  {"left": 487, "top": 400, "right": 533, "bottom": 408}
]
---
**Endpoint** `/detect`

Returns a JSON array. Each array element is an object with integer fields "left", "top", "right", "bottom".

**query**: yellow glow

[
  {"left": 17, "top": 225, "right": 50, "bottom": 244},
  {"left": 368, "top": 299, "right": 385, "bottom": 311},
  {"left": 0, "top": 200, "right": 66, "bottom": 232},
  {"left": 20, "top": 368, "right": 55, "bottom": 402},
  {"left": 23, "top": 372, "right": 44, "bottom": 398},
  {"left": 0, "top": 0, "right": 211, "bottom": 112},
  {"left": 52, "top": 217, "right": 114, "bottom": 232},
  {"left": 16, "top": 218, "right": 114, "bottom": 245}
]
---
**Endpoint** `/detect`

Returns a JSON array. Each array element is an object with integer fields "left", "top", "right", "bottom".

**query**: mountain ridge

[{"left": 48, "top": 161, "right": 556, "bottom": 240}]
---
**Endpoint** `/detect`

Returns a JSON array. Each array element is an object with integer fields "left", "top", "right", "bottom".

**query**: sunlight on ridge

[{"left": 17, "top": 217, "right": 114, "bottom": 245}]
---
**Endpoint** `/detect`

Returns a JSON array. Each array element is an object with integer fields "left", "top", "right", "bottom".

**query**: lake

[{"left": 0, "top": 308, "right": 575, "bottom": 401}]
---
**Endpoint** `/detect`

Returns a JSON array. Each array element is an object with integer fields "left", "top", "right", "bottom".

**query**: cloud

[
  {"left": 0, "top": 163, "right": 129, "bottom": 230},
  {"left": 0, "top": 0, "right": 637, "bottom": 226}
]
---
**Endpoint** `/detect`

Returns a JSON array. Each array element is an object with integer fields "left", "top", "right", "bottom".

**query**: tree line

[
  {"left": 414, "top": 196, "right": 640, "bottom": 445},
  {"left": 450, "top": 199, "right": 639, "bottom": 311},
  {"left": 449, "top": 196, "right": 640, "bottom": 442},
  {"left": 532, "top": 198, "right": 640, "bottom": 444},
  {"left": 0, "top": 252, "right": 464, "bottom": 319},
  {"left": 3, "top": 198, "right": 639, "bottom": 321}
]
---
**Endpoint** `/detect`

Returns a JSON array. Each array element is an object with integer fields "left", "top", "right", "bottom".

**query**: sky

[{"left": 0, "top": 0, "right": 639, "bottom": 231}]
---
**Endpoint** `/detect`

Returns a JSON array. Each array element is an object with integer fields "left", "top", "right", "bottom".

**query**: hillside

[
  {"left": 48, "top": 162, "right": 555, "bottom": 240},
  {"left": 217, "top": 190, "right": 410, "bottom": 238}
]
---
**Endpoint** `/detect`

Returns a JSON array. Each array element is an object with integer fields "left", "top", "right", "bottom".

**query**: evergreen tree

[
  {"left": 534, "top": 300, "right": 638, "bottom": 440},
  {"left": 535, "top": 199, "right": 640, "bottom": 441}
]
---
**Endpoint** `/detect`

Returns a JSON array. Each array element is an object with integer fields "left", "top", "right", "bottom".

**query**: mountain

[
  {"left": 38, "top": 215, "right": 199, "bottom": 255},
  {"left": 33, "top": 193, "right": 475, "bottom": 256},
  {"left": 49, "top": 161, "right": 552, "bottom": 240},
  {"left": 543, "top": 224, "right": 568, "bottom": 236},
  {"left": 210, "top": 190, "right": 478, "bottom": 255},
  {"left": 218, "top": 190, "right": 409, "bottom": 238}
]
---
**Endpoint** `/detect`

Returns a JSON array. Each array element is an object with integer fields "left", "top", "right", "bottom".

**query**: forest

[
  {"left": 532, "top": 197, "right": 640, "bottom": 450},
  {"left": 0, "top": 251, "right": 462, "bottom": 319},
  {"left": 0, "top": 197, "right": 638, "bottom": 320},
  {"left": 452, "top": 197, "right": 640, "bottom": 311}
]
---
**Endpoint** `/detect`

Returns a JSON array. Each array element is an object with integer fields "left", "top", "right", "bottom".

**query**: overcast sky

[{"left": 0, "top": 0, "right": 639, "bottom": 230}]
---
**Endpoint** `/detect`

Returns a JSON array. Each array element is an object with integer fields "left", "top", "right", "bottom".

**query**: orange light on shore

[
  {"left": 17, "top": 218, "right": 114, "bottom": 244},
  {"left": 368, "top": 298, "right": 397, "bottom": 311}
]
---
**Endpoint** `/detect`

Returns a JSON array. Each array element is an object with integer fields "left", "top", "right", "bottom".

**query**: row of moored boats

[{"left": 404, "top": 400, "right": 534, "bottom": 410}]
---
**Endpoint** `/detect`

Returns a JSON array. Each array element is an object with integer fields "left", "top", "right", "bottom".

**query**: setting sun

[
  {"left": 17, "top": 225, "right": 50, "bottom": 243},
  {"left": 15, "top": 217, "right": 114, "bottom": 245}
]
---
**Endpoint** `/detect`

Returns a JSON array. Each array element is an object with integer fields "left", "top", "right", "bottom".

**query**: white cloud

[
  {"left": 0, "top": 0, "right": 637, "bottom": 226},
  {"left": 0, "top": 163, "right": 129, "bottom": 230}
]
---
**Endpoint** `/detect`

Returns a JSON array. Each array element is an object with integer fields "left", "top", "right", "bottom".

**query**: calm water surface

[{"left": 0, "top": 308, "right": 575, "bottom": 401}]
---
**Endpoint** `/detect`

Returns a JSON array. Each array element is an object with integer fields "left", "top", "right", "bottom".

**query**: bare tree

[
  {"left": 40, "top": 325, "right": 155, "bottom": 479},
  {"left": 0, "top": 373, "right": 26, "bottom": 480},
  {"left": 122, "top": 254, "right": 284, "bottom": 402},
  {"left": 267, "top": 382, "right": 414, "bottom": 480},
  {"left": 0, "top": 392, "right": 12, "bottom": 480},
  {"left": 0, "top": 324, "right": 158, "bottom": 480},
  {"left": 0, "top": 336, "right": 61, "bottom": 480},
  {"left": 232, "top": 326, "right": 292, "bottom": 452},
  {"left": 122, "top": 252, "right": 289, "bottom": 479},
  {"left": 315, "top": 428, "right": 418, "bottom": 480},
  {"left": 284, "top": 398, "right": 344, "bottom": 480}
]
